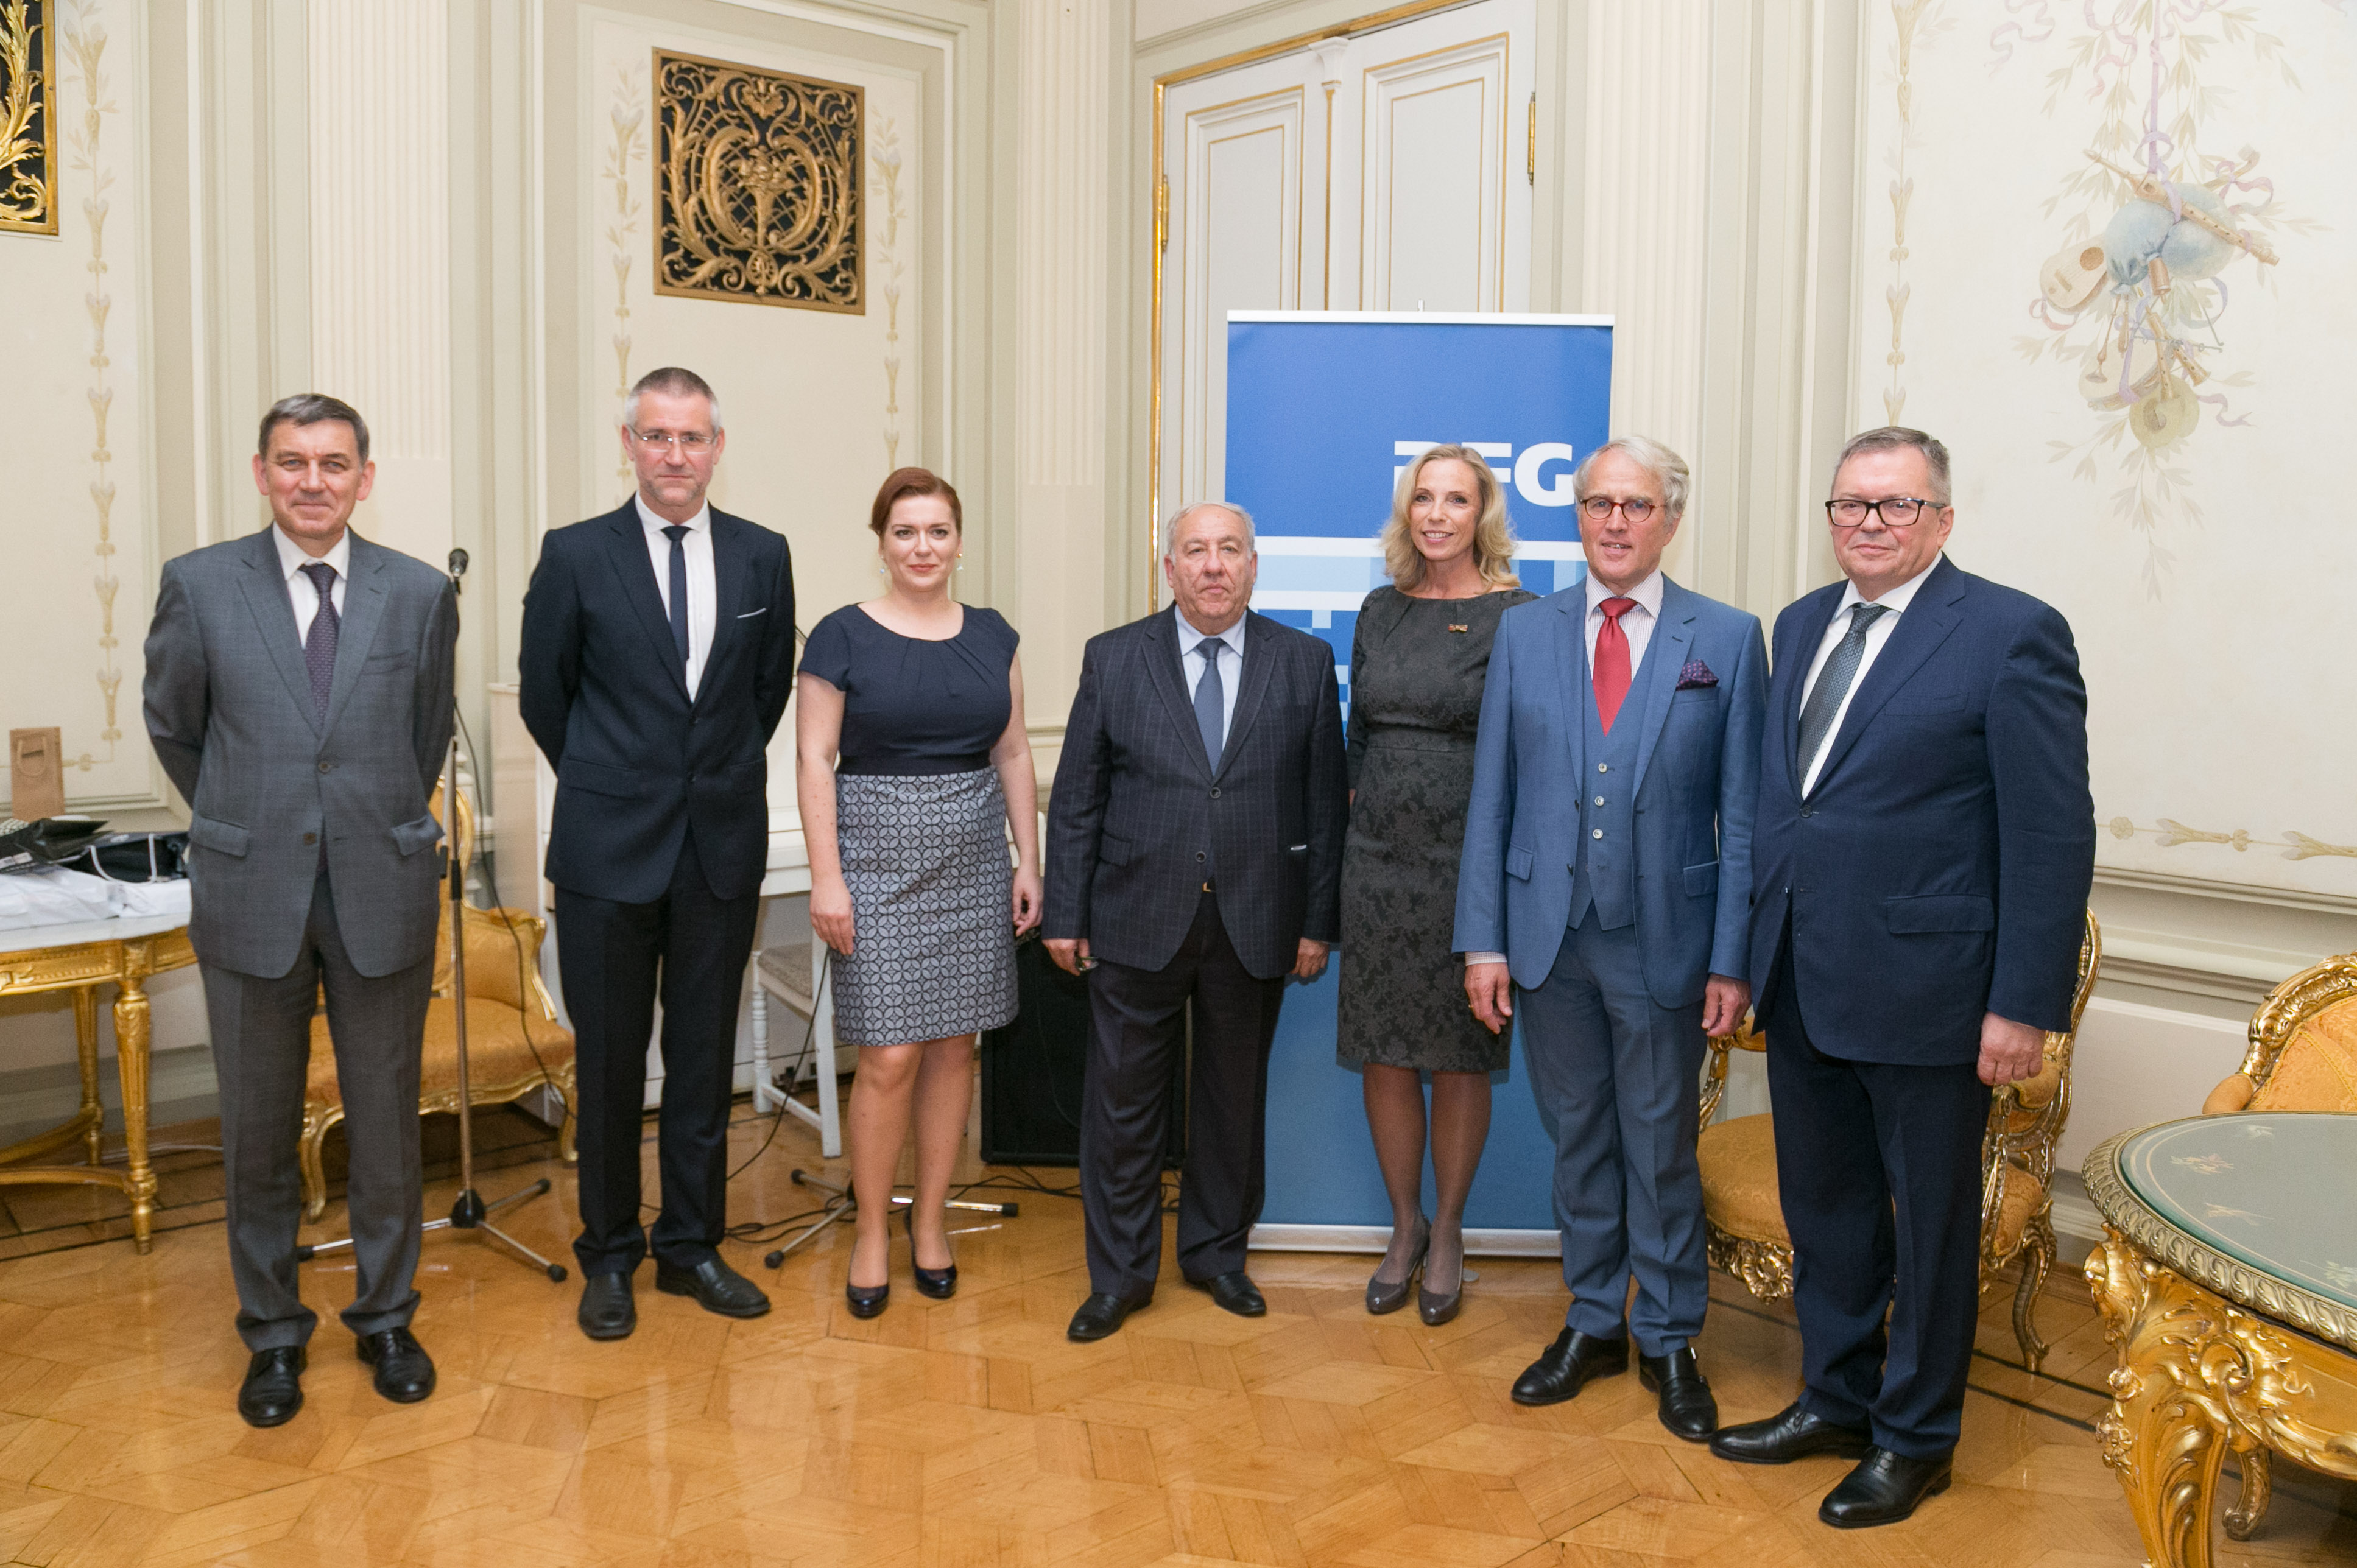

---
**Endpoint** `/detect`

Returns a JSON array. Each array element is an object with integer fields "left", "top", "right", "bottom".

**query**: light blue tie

[{"left": 1194, "top": 639, "right": 1225, "bottom": 770}]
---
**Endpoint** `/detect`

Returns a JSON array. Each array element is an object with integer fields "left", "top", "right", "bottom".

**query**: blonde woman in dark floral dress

[{"left": 1339, "top": 444, "right": 1536, "bottom": 1324}]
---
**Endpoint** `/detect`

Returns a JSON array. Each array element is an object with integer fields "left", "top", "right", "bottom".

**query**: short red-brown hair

[{"left": 868, "top": 466, "right": 962, "bottom": 536}]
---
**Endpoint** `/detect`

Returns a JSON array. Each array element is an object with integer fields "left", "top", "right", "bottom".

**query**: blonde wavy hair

[{"left": 1380, "top": 443, "right": 1521, "bottom": 592}]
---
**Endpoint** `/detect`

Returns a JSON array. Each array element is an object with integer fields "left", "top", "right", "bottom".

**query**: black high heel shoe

[
  {"left": 906, "top": 1204, "right": 958, "bottom": 1299},
  {"left": 845, "top": 1278, "right": 890, "bottom": 1318},
  {"left": 1418, "top": 1226, "right": 1466, "bottom": 1326}
]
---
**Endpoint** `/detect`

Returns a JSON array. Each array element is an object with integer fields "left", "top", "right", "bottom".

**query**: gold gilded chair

[
  {"left": 297, "top": 783, "right": 577, "bottom": 1218},
  {"left": 2192, "top": 946, "right": 2357, "bottom": 1539},
  {"left": 1695, "top": 910, "right": 2101, "bottom": 1372}
]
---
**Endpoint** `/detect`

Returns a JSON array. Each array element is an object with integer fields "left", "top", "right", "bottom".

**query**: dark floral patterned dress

[{"left": 1337, "top": 584, "right": 1537, "bottom": 1072}]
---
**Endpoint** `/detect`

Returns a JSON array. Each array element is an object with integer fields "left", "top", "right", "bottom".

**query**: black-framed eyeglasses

[
  {"left": 1825, "top": 496, "right": 1943, "bottom": 529},
  {"left": 1578, "top": 496, "right": 1656, "bottom": 524},
  {"left": 630, "top": 427, "right": 716, "bottom": 452}
]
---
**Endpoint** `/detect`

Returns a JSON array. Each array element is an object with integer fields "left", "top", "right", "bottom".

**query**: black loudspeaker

[{"left": 979, "top": 935, "right": 1185, "bottom": 1168}]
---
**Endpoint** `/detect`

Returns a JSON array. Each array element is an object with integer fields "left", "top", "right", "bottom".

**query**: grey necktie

[
  {"left": 662, "top": 524, "right": 691, "bottom": 669},
  {"left": 1796, "top": 602, "right": 1889, "bottom": 791},
  {"left": 1194, "top": 639, "right": 1225, "bottom": 770},
  {"left": 299, "top": 561, "right": 339, "bottom": 725}
]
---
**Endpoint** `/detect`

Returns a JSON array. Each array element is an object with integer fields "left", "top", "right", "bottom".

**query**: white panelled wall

[{"left": 307, "top": 0, "right": 454, "bottom": 569}]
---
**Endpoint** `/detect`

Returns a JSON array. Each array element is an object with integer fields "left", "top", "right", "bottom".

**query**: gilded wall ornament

[
  {"left": 653, "top": 49, "right": 862, "bottom": 312},
  {"left": 0, "top": 0, "right": 57, "bottom": 236}
]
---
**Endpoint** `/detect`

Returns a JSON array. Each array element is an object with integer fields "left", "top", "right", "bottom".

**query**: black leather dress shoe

[
  {"left": 579, "top": 1271, "right": 636, "bottom": 1340},
  {"left": 655, "top": 1256, "right": 772, "bottom": 1318},
  {"left": 1067, "top": 1292, "right": 1150, "bottom": 1341},
  {"left": 1708, "top": 1401, "right": 1873, "bottom": 1466},
  {"left": 1638, "top": 1348, "right": 1719, "bottom": 1441},
  {"left": 356, "top": 1327, "right": 436, "bottom": 1404},
  {"left": 1820, "top": 1447, "right": 1953, "bottom": 1528},
  {"left": 1510, "top": 1328, "right": 1630, "bottom": 1406},
  {"left": 1194, "top": 1272, "right": 1266, "bottom": 1318},
  {"left": 237, "top": 1346, "right": 306, "bottom": 1427}
]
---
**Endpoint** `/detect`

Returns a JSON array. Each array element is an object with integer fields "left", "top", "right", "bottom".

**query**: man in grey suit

[
  {"left": 1456, "top": 437, "right": 1767, "bottom": 1441},
  {"left": 144, "top": 394, "right": 456, "bottom": 1427},
  {"left": 1045, "top": 501, "right": 1348, "bottom": 1341}
]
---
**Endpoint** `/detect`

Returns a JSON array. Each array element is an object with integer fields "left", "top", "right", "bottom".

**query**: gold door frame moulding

[
  {"left": 652, "top": 47, "right": 863, "bottom": 314},
  {"left": 1149, "top": 0, "right": 1484, "bottom": 607},
  {"left": 0, "top": 0, "right": 56, "bottom": 236}
]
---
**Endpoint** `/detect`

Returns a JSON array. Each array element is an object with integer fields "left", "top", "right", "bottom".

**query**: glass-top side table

[{"left": 2082, "top": 1114, "right": 2357, "bottom": 1568}]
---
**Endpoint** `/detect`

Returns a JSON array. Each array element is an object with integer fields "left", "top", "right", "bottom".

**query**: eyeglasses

[
  {"left": 1825, "top": 497, "right": 1942, "bottom": 529},
  {"left": 1578, "top": 496, "right": 1656, "bottom": 524},
  {"left": 630, "top": 428, "right": 716, "bottom": 452}
]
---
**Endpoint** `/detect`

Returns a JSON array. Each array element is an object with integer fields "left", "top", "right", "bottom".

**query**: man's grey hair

[
  {"left": 1163, "top": 500, "right": 1256, "bottom": 558},
  {"left": 1571, "top": 435, "right": 1691, "bottom": 519},
  {"left": 1834, "top": 426, "right": 1951, "bottom": 504},
  {"left": 258, "top": 393, "right": 370, "bottom": 466},
  {"left": 621, "top": 365, "right": 725, "bottom": 432}
]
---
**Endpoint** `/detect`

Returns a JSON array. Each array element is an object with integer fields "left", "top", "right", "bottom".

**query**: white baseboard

[{"left": 1249, "top": 1223, "right": 1560, "bottom": 1256}]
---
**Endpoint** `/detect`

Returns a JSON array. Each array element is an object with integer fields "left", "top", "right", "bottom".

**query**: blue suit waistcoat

[{"left": 1453, "top": 577, "right": 1768, "bottom": 1006}]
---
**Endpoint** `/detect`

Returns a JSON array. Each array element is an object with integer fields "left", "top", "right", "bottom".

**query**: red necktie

[{"left": 1593, "top": 597, "right": 1637, "bottom": 732}]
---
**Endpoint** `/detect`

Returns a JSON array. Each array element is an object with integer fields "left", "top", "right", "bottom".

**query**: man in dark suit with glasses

[{"left": 1710, "top": 427, "right": 2093, "bottom": 1528}]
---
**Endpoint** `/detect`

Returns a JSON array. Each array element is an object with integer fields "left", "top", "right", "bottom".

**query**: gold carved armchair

[
  {"left": 298, "top": 785, "right": 577, "bottom": 1218},
  {"left": 1694, "top": 910, "right": 2101, "bottom": 1373},
  {"left": 2190, "top": 946, "right": 2357, "bottom": 1540}
]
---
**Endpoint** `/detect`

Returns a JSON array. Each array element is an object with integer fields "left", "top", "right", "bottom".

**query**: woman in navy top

[{"left": 797, "top": 467, "right": 1040, "bottom": 1317}]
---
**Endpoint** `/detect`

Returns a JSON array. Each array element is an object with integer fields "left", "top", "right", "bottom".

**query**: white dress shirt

[
  {"left": 1174, "top": 603, "right": 1247, "bottom": 748},
  {"left": 636, "top": 494, "right": 717, "bottom": 697},
  {"left": 272, "top": 524, "right": 351, "bottom": 641},
  {"left": 1797, "top": 555, "right": 1942, "bottom": 796}
]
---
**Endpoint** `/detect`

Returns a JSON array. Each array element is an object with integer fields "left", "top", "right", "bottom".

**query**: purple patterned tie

[{"left": 300, "top": 561, "right": 339, "bottom": 724}]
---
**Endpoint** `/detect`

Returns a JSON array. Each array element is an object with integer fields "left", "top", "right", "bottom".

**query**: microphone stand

[{"left": 299, "top": 547, "right": 568, "bottom": 1282}]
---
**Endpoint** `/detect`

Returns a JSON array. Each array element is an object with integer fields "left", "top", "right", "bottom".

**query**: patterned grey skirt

[{"left": 831, "top": 766, "right": 1018, "bottom": 1047}]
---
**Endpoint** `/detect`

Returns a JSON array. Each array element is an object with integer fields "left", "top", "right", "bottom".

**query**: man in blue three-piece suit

[
  {"left": 1707, "top": 428, "right": 2093, "bottom": 1530},
  {"left": 1456, "top": 437, "right": 1767, "bottom": 1443}
]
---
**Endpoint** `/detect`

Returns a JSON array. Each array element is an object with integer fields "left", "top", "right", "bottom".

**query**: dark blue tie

[
  {"left": 1195, "top": 639, "right": 1225, "bottom": 770},
  {"left": 299, "top": 562, "right": 339, "bottom": 725},
  {"left": 1797, "top": 602, "right": 1888, "bottom": 792},
  {"left": 662, "top": 524, "right": 690, "bottom": 669}
]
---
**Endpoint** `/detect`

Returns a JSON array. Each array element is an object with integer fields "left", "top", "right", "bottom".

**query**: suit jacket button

[
  {"left": 1210, "top": 787, "right": 1220, "bottom": 798},
  {"left": 1195, "top": 851, "right": 1206, "bottom": 862},
  {"left": 1800, "top": 806, "right": 1813, "bottom": 818},
  {"left": 303, "top": 832, "right": 317, "bottom": 845},
  {"left": 317, "top": 761, "right": 333, "bottom": 773}
]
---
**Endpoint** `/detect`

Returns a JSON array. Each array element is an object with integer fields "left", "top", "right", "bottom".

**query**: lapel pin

[{"left": 1448, "top": 624, "right": 1469, "bottom": 633}]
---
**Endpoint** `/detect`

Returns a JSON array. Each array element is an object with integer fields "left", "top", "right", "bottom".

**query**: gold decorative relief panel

[
  {"left": 1, "top": 0, "right": 56, "bottom": 235},
  {"left": 653, "top": 48, "right": 862, "bottom": 312}
]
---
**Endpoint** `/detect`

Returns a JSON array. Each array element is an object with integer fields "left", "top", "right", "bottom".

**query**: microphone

[{"left": 448, "top": 547, "right": 468, "bottom": 596}]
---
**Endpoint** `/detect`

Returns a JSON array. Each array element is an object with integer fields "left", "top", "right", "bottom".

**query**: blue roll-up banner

[{"left": 1225, "top": 311, "right": 1613, "bottom": 1253}]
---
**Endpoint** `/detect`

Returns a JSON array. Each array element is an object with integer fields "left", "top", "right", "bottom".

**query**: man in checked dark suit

[
  {"left": 1045, "top": 501, "right": 1348, "bottom": 1341},
  {"left": 520, "top": 366, "right": 796, "bottom": 1338},
  {"left": 1709, "top": 427, "right": 2093, "bottom": 1527},
  {"left": 144, "top": 393, "right": 455, "bottom": 1426}
]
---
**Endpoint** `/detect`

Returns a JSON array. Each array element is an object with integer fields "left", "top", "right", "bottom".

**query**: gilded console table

[
  {"left": 2082, "top": 1114, "right": 2357, "bottom": 1568},
  {"left": 0, "top": 912, "right": 197, "bottom": 1253}
]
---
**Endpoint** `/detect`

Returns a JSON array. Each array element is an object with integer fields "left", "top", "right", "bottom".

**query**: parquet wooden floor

[{"left": 2, "top": 1103, "right": 2352, "bottom": 1567}]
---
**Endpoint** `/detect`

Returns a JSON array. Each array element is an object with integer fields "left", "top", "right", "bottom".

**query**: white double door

[{"left": 1159, "top": 0, "right": 1537, "bottom": 512}]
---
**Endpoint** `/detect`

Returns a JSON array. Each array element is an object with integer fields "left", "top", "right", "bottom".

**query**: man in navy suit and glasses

[
  {"left": 1708, "top": 428, "right": 2093, "bottom": 1528},
  {"left": 1456, "top": 436, "right": 1767, "bottom": 1442},
  {"left": 520, "top": 367, "right": 797, "bottom": 1339}
]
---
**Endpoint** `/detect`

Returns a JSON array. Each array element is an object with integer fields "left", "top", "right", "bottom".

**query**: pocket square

[{"left": 1675, "top": 659, "right": 1718, "bottom": 690}]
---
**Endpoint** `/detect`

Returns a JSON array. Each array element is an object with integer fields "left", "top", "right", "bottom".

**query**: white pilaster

[
  {"left": 307, "top": 0, "right": 453, "bottom": 567},
  {"left": 1015, "top": 0, "right": 1113, "bottom": 745}
]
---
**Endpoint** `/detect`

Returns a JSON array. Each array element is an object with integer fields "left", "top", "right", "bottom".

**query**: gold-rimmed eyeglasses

[
  {"left": 1825, "top": 496, "right": 1943, "bottom": 529},
  {"left": 629, "top": 428, "right": 716, "bottom": 453}
]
